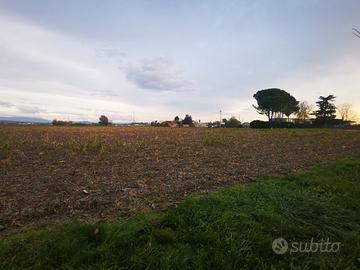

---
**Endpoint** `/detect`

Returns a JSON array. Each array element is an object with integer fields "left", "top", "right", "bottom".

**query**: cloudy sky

[{"left": 0, "top": 0, "right": 359, "bottom": 123}]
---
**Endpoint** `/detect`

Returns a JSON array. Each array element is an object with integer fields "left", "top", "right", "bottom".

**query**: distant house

[
  {"left": 193, "top": 121, "right": 207, "bottom": 128},
  {"left": 211, "top": 121, "right": 221, "bottom": 128}
]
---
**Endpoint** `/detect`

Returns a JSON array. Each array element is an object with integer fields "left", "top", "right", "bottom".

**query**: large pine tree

[{"left": 313, "top": 95, "right": 336, "bottom": 127}]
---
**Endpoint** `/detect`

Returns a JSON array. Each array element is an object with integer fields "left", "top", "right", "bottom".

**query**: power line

[{"left": 353, "top": 28, "right": 360, "bottom": 38}]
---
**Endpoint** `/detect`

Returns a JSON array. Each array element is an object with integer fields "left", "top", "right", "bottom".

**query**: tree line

[
  {"left": 52, "top": 88, "right": 356, "bottom": 128},
  {"left": 252, "top": 88, "right": 356, "bottom": 128}
]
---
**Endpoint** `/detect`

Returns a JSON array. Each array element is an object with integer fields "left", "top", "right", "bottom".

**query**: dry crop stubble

[{"left": 0, "top": 126, "right": 360, "bottom": 233}]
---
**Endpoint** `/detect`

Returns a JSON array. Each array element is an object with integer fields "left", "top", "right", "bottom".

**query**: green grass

[{"left": 1, "top": 158, "right": 360, "bottom": 269}]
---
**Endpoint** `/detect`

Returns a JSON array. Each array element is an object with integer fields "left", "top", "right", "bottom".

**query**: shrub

[
  {"left": 250, "top": 120, "right": 269, "bottom": 128},
  {"left": 225, "top": 117, "right": 242, "bottom": 128},
  {"left": 272, "top": 121, "right": 296, "bottom": 128},
  {"left": 250, "top": 120, "right": 312, "bottom": 129}
]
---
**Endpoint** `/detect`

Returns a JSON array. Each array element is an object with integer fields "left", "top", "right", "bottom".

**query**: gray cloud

[
  {"left": 17, "top": 105, "right": 45, "bottom": 114},
  {"left": 126, "top": 57, "right": 192, "bottom": 92},
  {"left": 0, "top": 101, "right": 14, "bottom": 107},
  {"left": 0, "top": 100, "right": 46, "bottom": 114}
]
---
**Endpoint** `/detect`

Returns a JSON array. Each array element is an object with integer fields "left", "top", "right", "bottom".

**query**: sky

[{"left": 0, "top": 0, "right": 359, "bottom": 123}]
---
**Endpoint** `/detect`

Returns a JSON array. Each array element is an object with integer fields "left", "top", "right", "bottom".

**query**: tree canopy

[
  {"left": 99, "top": 115, "right": 109, "bottom": 125},
  {"left": 225, "top": 117, "right": 242, "bottom": 128},
  {"left": 313, "top": 95, "right": 336, "bottom": 127},
  {"left": 253, "top": 88, "right": 299, "bottom": 123},
  {"left": 296, "top": 101, "right": 313, "bottom": 123},
  {"left": 182, "top": 114, "right": 193, "bottom": 126}
]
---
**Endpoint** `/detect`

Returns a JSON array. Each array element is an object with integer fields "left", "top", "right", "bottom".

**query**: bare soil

[{"left": 1, "top": 126, "right": 359, "bottom": 234}]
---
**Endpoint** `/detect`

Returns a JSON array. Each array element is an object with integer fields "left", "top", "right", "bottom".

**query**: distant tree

[
  {"left": 52, "top": 119, "right": 73, "bottom": 126},
  {"left": 296, "top": 101, "right": 313, "bottom": 123},
  {"left": 253, "top": 88, "right": 299, "bottom": 125},
  {"left": 150, "top": 120, "right": 159, "bottom": 127},
  {"left": 313, "top": 95, "right": 336, "bottom": 127},
  {"left": 225, "top": 117, "right": 242, "bottom": 128},
  {"left": 182, "top": 114, "right": 193, "bottom": 126},
  {"left": 338, "top": 103, "right": 357, "bottom": 122},
  {"left": 174, "top": 116, "right": 179, "bottom": 122},
  {"left": 99, "top": 115, "right": 109, "bottom": 125},
  {"left": 338, "top": 103, "right": 350, "bottom": 121}
]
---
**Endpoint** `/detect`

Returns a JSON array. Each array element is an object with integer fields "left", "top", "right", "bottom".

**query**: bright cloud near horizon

[{"left": 0, "top": 0, "right": 359, "bottom": 123}]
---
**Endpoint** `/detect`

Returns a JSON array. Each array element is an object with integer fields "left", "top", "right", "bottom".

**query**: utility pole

[
  {"left": 219, "top": 110, "right": 222, "bottom": 127},
  {"left": 132, "top": 112, "right": 135, "bottom": 123}
]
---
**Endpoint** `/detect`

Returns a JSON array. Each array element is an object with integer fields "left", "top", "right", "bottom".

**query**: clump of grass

[
  {"left": 83, "top": 137, "right": 105, "bottom": 154},
  {"left": 203, "top": 136, "right": 230, "bottom": 147},
  {"left": 40, "top": 133, "right": 66, "bottom": 149},
  {"left": 1, "top": 158, "right": 360, "bottom": 269},
  {"left": 0, "top": 140, "right": 11, "bottom": 161},
  {"left": 116, "top": 138, "right": 125, "bottom": 147},
  {"left": 67, "top": 137, "right": 82, "bottom": 154},
  {"left": 42, "top": 133, "right": 51, "bottom": 145}
]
